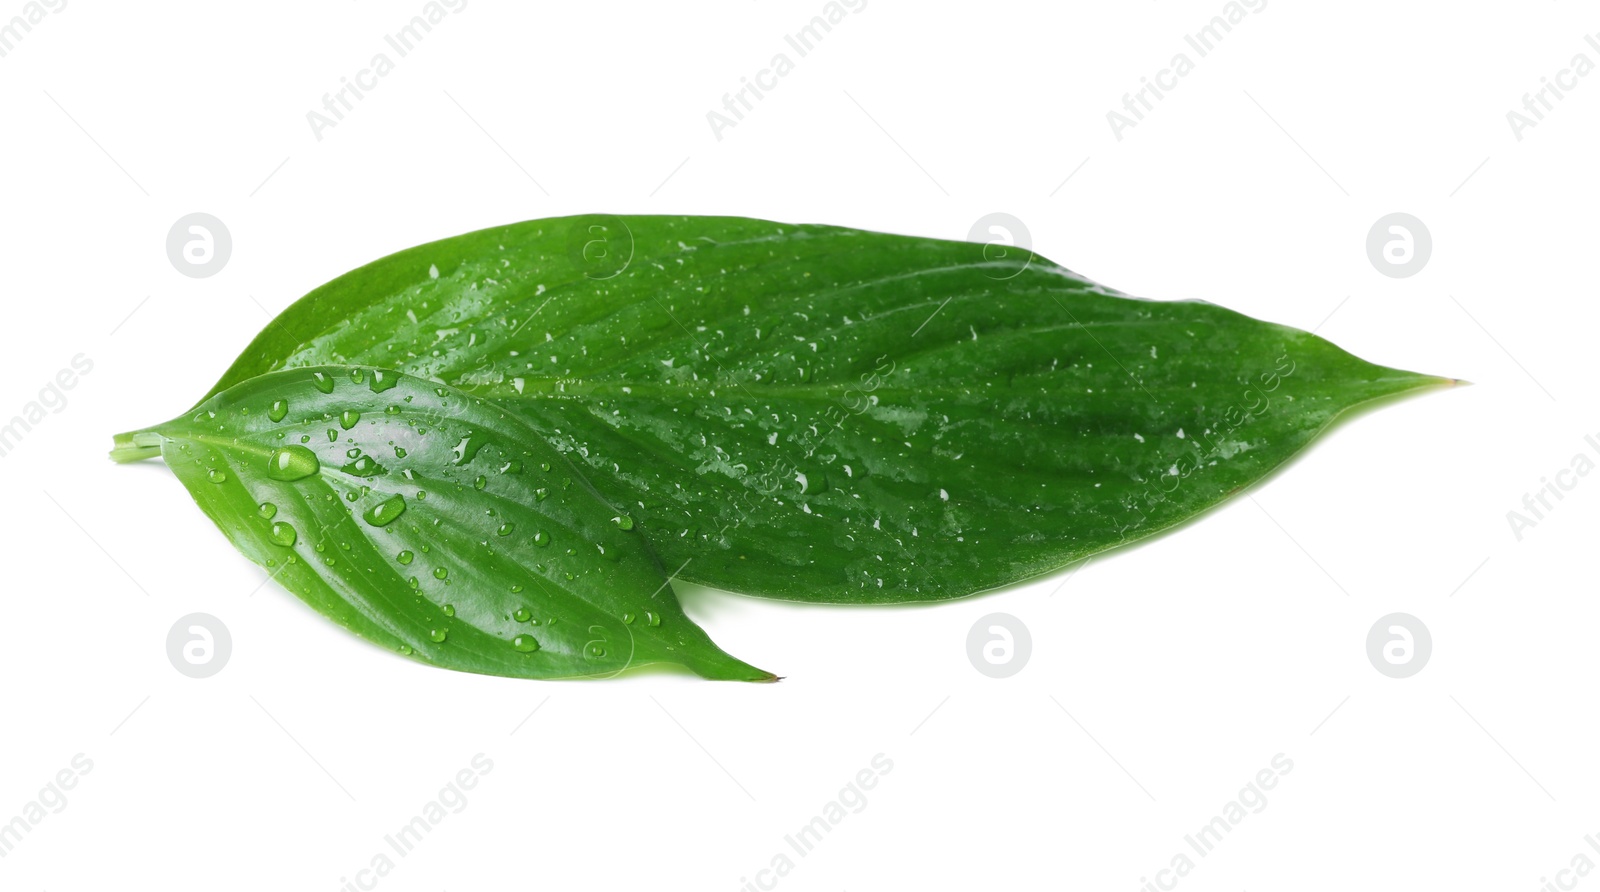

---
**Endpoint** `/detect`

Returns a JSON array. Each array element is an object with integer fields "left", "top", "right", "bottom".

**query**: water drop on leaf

[
  {"left": 269, "top": 521, "right": 297, "bottom": 547},
  {"left": 266, "top": 446, "right": 320, "bottom": 481},
  {"left": 451, "top": 431, "right": 489, "bottom": 465},
  {"left": 343, "top": 455, "right": 387, "bottom": 478},
  {"left": 363, "top": 493, "right": 407, "bottom": 527}
]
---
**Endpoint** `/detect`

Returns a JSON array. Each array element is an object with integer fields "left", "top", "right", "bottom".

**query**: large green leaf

[
  {"left": 119, "top": 365, "right": 772, "bottom": 681},
  {"left": 118, "top": 215, "right": 1453, "bottom": 603}
]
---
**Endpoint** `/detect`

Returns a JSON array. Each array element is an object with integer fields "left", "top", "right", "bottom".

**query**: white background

[{"left": 1, "top": 1, "right": 1596, "bottom": 889}]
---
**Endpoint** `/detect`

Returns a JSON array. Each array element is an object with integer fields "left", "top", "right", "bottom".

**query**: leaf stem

[{"left": 109, "top": 430, "right": 163, "bottom": 463}]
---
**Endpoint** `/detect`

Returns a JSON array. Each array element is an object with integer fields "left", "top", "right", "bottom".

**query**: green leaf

[
  {"left": 120, "top": 215, "right": 1454, "bottom": 604},
  {"left": 121, "top": 365, "right": 773, "bottom": 681}
]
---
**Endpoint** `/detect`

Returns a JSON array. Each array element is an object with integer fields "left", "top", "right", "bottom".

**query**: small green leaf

[
  {"left": 129, "top": 366, "right": 772, "bottom": 682},
  {"left": 140, "top": 215, "right": 1453, "bottom": 604}
]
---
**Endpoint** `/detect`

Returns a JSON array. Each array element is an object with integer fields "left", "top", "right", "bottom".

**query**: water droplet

[
  {"left": 533, "top": 487, "right": 549, "bottom": 502},
  {"left": 532, "top": 531, "right": 550, "bottom": 547},
  {"left": 258, "top": 502, "right": 277, "bottom": 519},
  {"left": 266, "top": 445, "right": 320, "bottom": 481},
  {"left": 539, "top": 462, "right": 551, "bottom": 472},
  {"left": 510, "top": 583, "right": 524, "bottom": 594},
  {"left": 429, "top": 628, "right": 448, "bottom": 643},
  {"left": 398, "top": 644, "right": 413, "bottom": 655},
  {"left": 369, "top": 369, "right": 399, "bottom": 393},
  {"left": 644, "top": 611, "right": 661, "bottom": 627},
  {"left": 339, "top": 409, "right": 361, "bottom": 430},
  {"left": 343, "top": 455, "right": 387, "bottom": 477},
  {"left": 452, "top": 431, "right": 489, "bottom": 465},
  {"left": 363, "top": 493, "right": 407, "bottom": 527},
  {"left": 500, "top": 460, "right": 522, "bottom": 474},
  {"left": 268, "top": 399, "right": 288, "bottom": 422},
  {"left": 613, "top": 514, "right": 635, "bottom": 531},
  {"left": 207, "top": 468, "right": 227, "bottom": 484},
  {"left": 586, "top": 643, "right": 607, "bottom": 659},
  {"left": 269, "top": 521, "right": 297, "bottom": 547},
  {"left": 496, "top": 523, "right": 514, "bottom": 537},
  {"left": 442, "top": 604, "right": 456, "bottom": 617},
  {"left": 393, "top": 446, "right": 407, "bottom": 458},
  {"left": 397, "top": 549, "right": 414, "bottom": 564},
  {"left": 622, "top": 612, "right": 636, "bottom": 625},
  {"left": 474, "top": 475, "right": 487, "bottom": 490},
  {"left": 512, "top": 635, "right": 540, "bottom": 653},
  {"left": 433, "top": 566, "right": 448, "bottom": 579},
  {"left": 513, "top": 607, "right": 532, "bottom": 623},
  {"left": 311, "top": 372, "right": 335, "bottom": 393}
]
